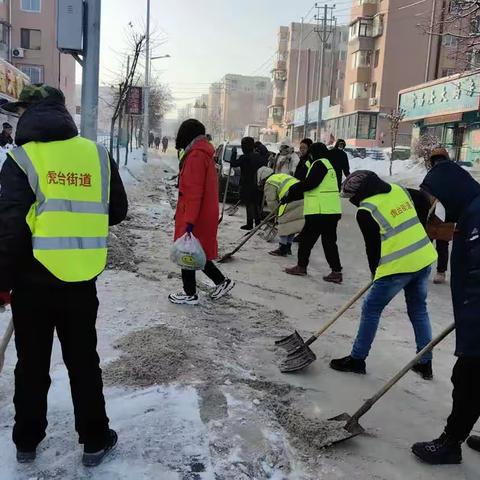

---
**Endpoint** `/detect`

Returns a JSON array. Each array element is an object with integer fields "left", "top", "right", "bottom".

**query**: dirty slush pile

[{"left": 107, "top": 223, "right": 138, "bottom": 272}]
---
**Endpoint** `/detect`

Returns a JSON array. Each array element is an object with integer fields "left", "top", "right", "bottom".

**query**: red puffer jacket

[{"left": 174, "top": 138, "right": 219, "bottom": 260}]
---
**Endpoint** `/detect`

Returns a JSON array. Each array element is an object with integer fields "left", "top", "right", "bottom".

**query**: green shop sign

[{"left": 399, "top": 72, "right": 480, "bottom": 121}]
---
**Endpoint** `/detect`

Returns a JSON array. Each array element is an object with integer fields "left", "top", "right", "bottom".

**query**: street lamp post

[{"left": 142, "top": 0, "right": 151, "bottom": 163}]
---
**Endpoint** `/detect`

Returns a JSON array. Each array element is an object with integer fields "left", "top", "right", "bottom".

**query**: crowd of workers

[{"left": 0, "top": 85, "right": 478, "bottom": 470}]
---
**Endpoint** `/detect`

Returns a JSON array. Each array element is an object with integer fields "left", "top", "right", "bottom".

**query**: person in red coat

[{"left": 169, "top": 119, "right": 235, "bottom": 305}]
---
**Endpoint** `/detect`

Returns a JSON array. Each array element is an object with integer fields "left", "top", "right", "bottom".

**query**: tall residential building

[
  {"left": 219, "top": 74, "right": 272, "bottom": 140},
  {"left": 268, "top": 22, "right": 349, "bottom": 140},
  {"left": 0, "top": 0, "right": 76, "bottom": 114},
  {"left": 323, "top": 0, "right": 472, "bottom": 148}
]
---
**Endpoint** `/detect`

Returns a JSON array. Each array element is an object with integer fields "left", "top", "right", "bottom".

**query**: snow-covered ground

[{"left": 0, "top": 147, "right": 479, "bottom": 479}]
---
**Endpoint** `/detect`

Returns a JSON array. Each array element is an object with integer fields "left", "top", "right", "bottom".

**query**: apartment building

[
  {"left": 268, "top": 22, "right": 349, "bottom": 141},
  {"left": 322, "top": 0, "right": 457, "bottom": 148},
  {"left": 217, "top": 74, "right": 272, "bottom": 140},
  {"left": 0, "top": 0, "right": 76, "bottom": 114}
]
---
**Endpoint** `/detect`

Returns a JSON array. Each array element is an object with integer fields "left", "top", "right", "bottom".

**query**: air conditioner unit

[
  {"left": 12, "top": 48, "right": 25, "bottom": 58},
  {"left": 369, "top": 97, "right": 378, "bottom": 106}
]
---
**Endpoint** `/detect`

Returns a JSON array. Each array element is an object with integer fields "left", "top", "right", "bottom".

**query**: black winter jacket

[
  {"left": 231, "top": 152, "right": 263, "bottom": 202},
  {"left": 421, "top": 161, "right": 480, "bottom": 357},
  {"left": 329, "top": 147, "right": 350, "bottom": 190},
  {"left": 0, "top": 98, "right": 128, "bottom": 291}
]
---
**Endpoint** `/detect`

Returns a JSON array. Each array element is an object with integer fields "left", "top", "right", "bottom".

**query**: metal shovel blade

[
  {"left": 275, "top": 330, "right": 305, "bottom": 353},
  {"left": 218, "top": 253, "right": 233, "bottom": 263},
  {"left": 314, "top": 413, "right": 366, "bottom": 449},
  {"left": 279, "top": 344, "right": 317, "bottom": 373}
]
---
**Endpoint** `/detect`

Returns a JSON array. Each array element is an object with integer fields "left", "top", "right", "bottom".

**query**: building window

[
  {"left": 372, "top": 15, "right": 384, "bottom": 37},
  {"left": 357, "top": 113, "right": 377, "bottom": 139},
  {"left": 339, "top": 50, "right": 347, "bottom": 61},
  {"left": 371, "top": 82, "right": 377, "bottom": 98},
  {"left": 357, "top": 0, "right": 377, "bottom": 4},
  {"left": 350, "top": 82, "right": 369, "bottom": 99},
  {"left": 374, "top": 49, "right": 380, "bottom": 67},
  {"left": 442, "top": 34, "right": 458, "bottom": 47},
  {"left": 441, "top": 68, "right": 456, "bottom": 77},
  {"left": 21, "top": 29, "right": 41, "bottom": 50},
  {"left": 352, "top": 50, "right": 372, "bottom": 68},
  {"left": 0, "top": 22, "right": 8, "bottom": 45},
  {"left": 349, "top": 18, "right": 373, "bottom": 40},
  {"left": 19, "top": 64, "right": 43, "bottom": 83},
  {"left": 21, "top": 0, "right": 41, "bottom": 12}
]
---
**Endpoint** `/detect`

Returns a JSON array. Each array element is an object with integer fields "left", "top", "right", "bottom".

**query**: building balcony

[
  {"left": 343, "top": 97, "right": 369, "bottom": 113},
  {"left": 348, "top": 67, "right": 371, "bottom": 84},
  {"left": 348, "top": 36, "right": 374, "bottom": 51}
]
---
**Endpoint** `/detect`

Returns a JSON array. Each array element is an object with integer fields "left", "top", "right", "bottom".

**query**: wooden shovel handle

[
  {"left": 349, "top": 323, "right": 455, "bottom": 425},
  {"left": 305, "top": 283, "right": 372, "bottom": 347},
  {"left": 0, "top": 318, "right": 14, "bottom": 374}
]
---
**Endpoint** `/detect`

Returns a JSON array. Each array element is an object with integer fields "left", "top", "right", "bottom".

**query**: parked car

[{"left": 214, "top": 142, "right": 241, "bottom": 202}]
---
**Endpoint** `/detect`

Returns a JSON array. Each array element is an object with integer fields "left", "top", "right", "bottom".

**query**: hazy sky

[{"left": 98, "top": 0, "right": 352, "bottom": 112}]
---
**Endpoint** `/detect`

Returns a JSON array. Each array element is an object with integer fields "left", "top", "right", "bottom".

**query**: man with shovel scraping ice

[
  {"left": 0, "top": 85, "right": 128, "bottom": 467},
  {"left": 329, "top": 170, "right": 437, "bottom": 379},
  {"left": 411, "top": 158, "right": 480, "bottom": 465}
]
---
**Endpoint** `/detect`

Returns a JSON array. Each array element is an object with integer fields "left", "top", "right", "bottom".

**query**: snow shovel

[
  {"left": 316, "top": 322, "right": 455, "bottom": 449},
  {"left": 0, "top": 317, "right": 14, "bottom": 375},
  {"left": 226, "top": 200, "right": 241, "bottom": 216},
  {"left": 219, "top": 208, "right": 279, "bottom": 263},
  {"left": 277, "top": 283, "right": 372, "bottom": 373}
]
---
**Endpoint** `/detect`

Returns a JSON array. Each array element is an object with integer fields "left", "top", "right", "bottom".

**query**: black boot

[
  {"left": 467, "top": 435, "right": 480, "bottom": 453},
  {"left": 411, "top": 433, "right": 462, "bottom": 465},
  {"left": 269, "top": 244, "right": 288, "bottom": 257},
  {"left": 329, "top": 355, "right": 366, "bottom": 374},
  {"left": 82, "top": 429, "right": 118, "bottom": 468},
  {"left": 286, "top": 244, "right": 293, "bottom": 255},
  {"left": 412, "top": 361, "right": 433, "bottom": 380},
  {"left": 16, "top": 449, "right": 36, "bottom": 464},
  {"left": 240, "top": 224, "right": 253, "bottom": 231}
]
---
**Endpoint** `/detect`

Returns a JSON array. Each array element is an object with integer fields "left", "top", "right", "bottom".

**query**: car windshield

[{"left": 224, "top": 145, "right": 240, "bottom": 163}]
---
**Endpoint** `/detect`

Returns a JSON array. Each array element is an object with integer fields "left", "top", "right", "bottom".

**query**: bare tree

[
  {"left": 108, "top": 29, "right": 146, "bottom": 163},
  {"left": 413, "top": 133, "right": 441, "bottom": 168},
  {"left": 386, "top": 109, "right": 406, "bottom": 176}
]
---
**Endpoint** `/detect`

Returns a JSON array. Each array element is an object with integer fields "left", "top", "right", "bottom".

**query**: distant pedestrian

[
  {"left": 254, "top": 141, "right": 270, "bottom": 168},
  {"left": 154, "top": 136, "right": 161, "bottom": 150},
  {"left": 162, "top": 136, "right": 169, "bottom": 153},
  {"left": 170, "top": 119, "right": 235, "bottom": 305},
  {"left": 412, "top": 158, "right": 480, "bottom": 465},
  {"left": 329, "top": 139, "right": 350, "bottom": 190},
  {"left": 270, "top": 140, "right": 300, "bottom": 176},
  {"left": 148, "top": 131, "right": 154, "bottom": 148},
  {"left": 0, "top": 122, "right": 13, "bottom": 147},
  {"left": 231, "top": 137, "right": 264, "bottom": 230},
  {"left": 329, "top": 170, "right": 437, "bottom": 378}
]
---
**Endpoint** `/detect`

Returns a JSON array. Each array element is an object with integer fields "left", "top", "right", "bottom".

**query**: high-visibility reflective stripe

[
  {"left": 379, "top": 236, "right": 431, "bottom": 265},
  {"left": 96, "top": 144, "right": 110, "bottom": 204},
  {"left": 382, "top": 216, "right": 421, "bottom": 240},
  {"left": 32, "top": 237, "right": 108, "bottom": 250},
  {"left": 278, "top": 177, "right": 293, "bottom": 193},
  {"left": 37, "top": 199, "right": 109, "bottom": 215},
  {"left": 361, "top": 202, "right": 391, "bottom": 231},
  {"left": 10, "top": 146, "right": 46, "bottom": 204}
]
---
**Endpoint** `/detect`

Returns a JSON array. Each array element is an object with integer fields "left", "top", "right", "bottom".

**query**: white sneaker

[
  {"left": 211, "top": 279, "right": 235, "bottom": 300},
  {"left": 168, "top": 293, "right": 199, "bottom": 305}
]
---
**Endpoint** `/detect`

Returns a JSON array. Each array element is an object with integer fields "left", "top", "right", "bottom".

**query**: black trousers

[
  {"left": 445, "top": 357, "right": 480, "bottom": 442},
  {"left": 182, "top": 261, "right": 225, "bottom": 296},
  {"left": 245, "top": 201, "right": 261, "bottom": 227},
  {"left": 298, "top": 214, "right": 342, "bottom": 271},
  {"left": 436, "top": 240, "right": 449, "bottom": 273},
  {"left": 11, "top": 283, "right": 110, "bottom": 452}
]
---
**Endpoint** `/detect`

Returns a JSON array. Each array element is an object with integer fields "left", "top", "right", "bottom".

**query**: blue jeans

[
  {"left": 279, "top": 234, "right": 295, "bottom": 245},
  {"left": 351, "top": 266, "right": 433, "bottom": 363}
]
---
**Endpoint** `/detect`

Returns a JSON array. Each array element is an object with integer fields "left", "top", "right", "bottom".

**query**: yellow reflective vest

[
  {"left": 9, "top": 137, "right": 111, "bottom": 282},
  {"left": 304, "top": 158, "right": 341, "bottom": 215},
  {"left": 265, "top": 173, "right": 299, "bottom": 216},
  {"left": 359, "top": 183, "right": 437, "bottom": 280}
]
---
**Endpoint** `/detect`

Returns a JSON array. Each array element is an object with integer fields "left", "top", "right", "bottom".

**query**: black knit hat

[
  {"left": 241, "top": 136, "right": 255, "bottom": 154},
  {"left": 176, "top": 119, "right": 206, "bottom": 150}
]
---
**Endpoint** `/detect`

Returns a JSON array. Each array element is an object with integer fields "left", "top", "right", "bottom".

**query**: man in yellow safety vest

[
  {"left": 0, "top": 84, "right": 128, "bottom": 467},
  {"left": 330, "top": 170, "right": 437, "bottom": 378},
  {"left": 283, "top": 142, "right": 343, "bottom": 282}
]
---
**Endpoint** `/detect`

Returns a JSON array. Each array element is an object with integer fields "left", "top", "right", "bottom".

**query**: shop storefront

[{"left": 399, "top": 70, "right": 480, "bottom": 164}]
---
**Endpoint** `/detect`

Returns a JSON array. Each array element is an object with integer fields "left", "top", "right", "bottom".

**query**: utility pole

[
  {"left": 314, "top": 3, "right": 335, "bottom": 142},
  {"left": 81, "top": 0, "right": 101, "bottom": 141},
  {"left": 425, "top": 0, "right": 437, "bottom": 82},
  {"left": 304, "top": 49, "right": 311, "bottom": 137},
  {"left": 292, "top": 18, "right": 304, "bottom": 140},
  {"left": 142, "top": 0, "right": 151, "bottom": 163}
]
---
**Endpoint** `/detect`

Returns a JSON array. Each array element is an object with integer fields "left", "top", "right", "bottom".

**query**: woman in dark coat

[
  {"left": 170, "top": 119, "right": 235, "bottom": 305},
  {"left": 412, "top": 159, "right": 480, "bottom": 464}
]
